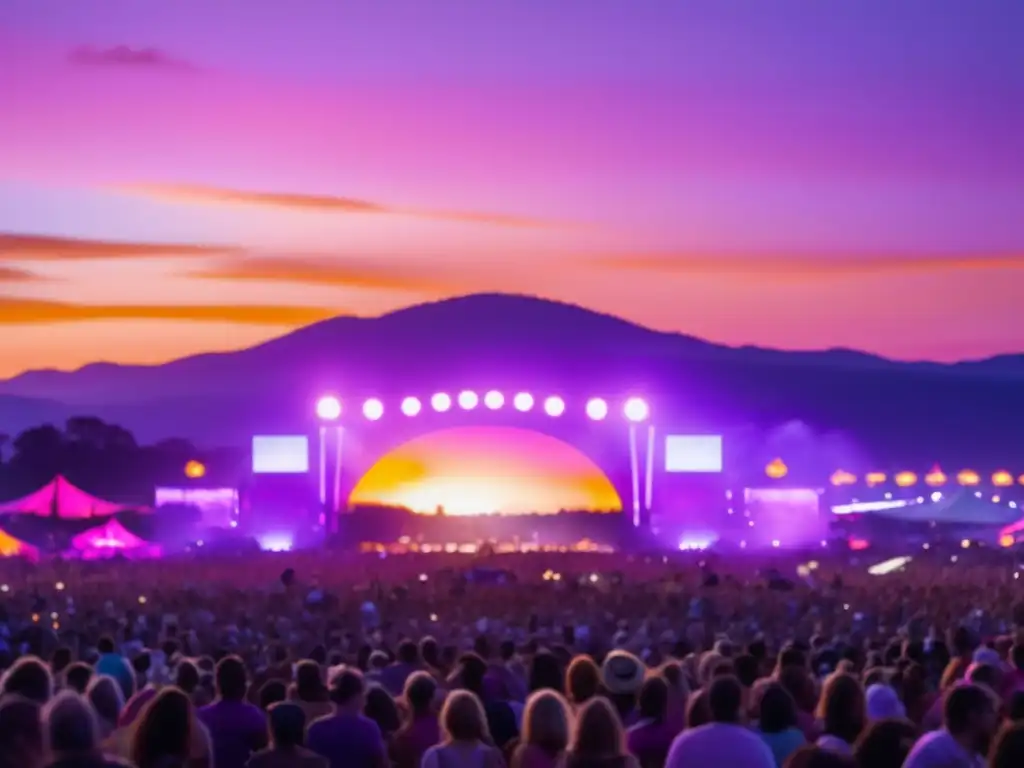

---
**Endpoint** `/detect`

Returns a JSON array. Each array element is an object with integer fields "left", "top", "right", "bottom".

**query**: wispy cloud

[
  {"left": 191, "top": 255, "right": 462, "bottom": 293},
  {"left": 0, "top": 298, "right": 338, "bottom": 326},
  {"left": 590, "top": 252, "right": 1024, "bottom": 277},
  {"left": 0, "top": 233, "right": 239, "bottom": 261},
  {"left": 0, "top": 266, "right": 41, "bottom": 282},
  {"left": 123, "top": 184, "right": 563, "bottom": 229},
  {"left": 68, "top": 45, "right": 196, "bottom": 72}
]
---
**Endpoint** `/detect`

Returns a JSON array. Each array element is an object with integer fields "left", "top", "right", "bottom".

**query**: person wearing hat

[
  {"left": 601, "top": 650, "right": 646, "bottom": 726},
  {"left": 248, "top": 701, "right": 327, "bottom": 768}
]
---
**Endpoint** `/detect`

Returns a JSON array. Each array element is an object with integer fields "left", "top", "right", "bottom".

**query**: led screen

[
  {"left": 155, "top": 487, "right": 239, "bottom": 529},
  {"left": 252, "top": 435, "right": 310, "bottom": 474},
  {"left": 664, "top": 435, "right": 723, "bottom": 473}
]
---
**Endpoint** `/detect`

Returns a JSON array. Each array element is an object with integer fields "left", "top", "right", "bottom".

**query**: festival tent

[
  {"left": 0, "top": 476, "right": 132, "bottom": 519},
  {"left": 0, "top": 527, "right": 39, "bottom": 561},
  {"left": 67, "top": 518, "right": 161, "bottom": 560}
]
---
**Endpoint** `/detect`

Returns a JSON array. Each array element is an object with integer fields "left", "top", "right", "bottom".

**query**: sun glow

[{"left": 349, "top": 426, "right": 622, "bottom": 516}]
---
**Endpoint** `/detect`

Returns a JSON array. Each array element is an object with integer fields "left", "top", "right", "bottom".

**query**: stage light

[
  {"left": 315, "top": 395, "right": 341, "bottom": 421},
  {"left": 401, "top": 396, "right": 421, "bottom": 416},
  {"left": 431, "top": 392, "right": 452, "bottom": 412},
  {"left": 513, "top": 392, "right": 534, "bottom": 412},
  {"left": 585, "top": 398, "right": 608, "bottom": 421},
  {"left": 624, "top": 397, "right": 649, "bottom": 423},
  {"left": 184, "top": 460, "right": 206, "bottom": 479},
  {"left": 544, "top": 396, "right": 565, "bottom": 417},
  {"left": 484, "top": 390, "right": 504, "bottom": 409},
  {"left": 458, "top": 390, "right": 479, "bottom": 410},
  {"left": 363, "top": 398, "right": 384, "bottom": 421}
]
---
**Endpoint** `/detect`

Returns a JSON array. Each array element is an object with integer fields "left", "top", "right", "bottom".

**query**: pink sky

[{"left": 0, "top": 0, "right": 1022, "bottom": 377}]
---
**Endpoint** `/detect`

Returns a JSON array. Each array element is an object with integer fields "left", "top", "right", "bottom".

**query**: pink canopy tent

[
  {"left": 68, "top": 518, "right": 161, "bottom": 560},
  {"left": 0, "top": 476, "right": 134, "bottom": 519}
]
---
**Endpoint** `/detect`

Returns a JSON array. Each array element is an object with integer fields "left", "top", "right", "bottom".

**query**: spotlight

[
  {"left": 458, "top": 390, "right": 479, "bottom": 410},
  {"left": 362, "top": 398, "right": 384, "bottom": 421},
  {"left": 624, "top": 397, "right": 649, "bottom": 423},
  {"left": 585, "top": 397, "right": 608, "bottom": 421},
  {"left": 401, "top": 396, "right": 421, "bottom": 416},
  {"left": 431, "top": 392, "right": 452, "bottom": 412},
  {"left": 316, "top": 395, "right": 341, "bottom": 421},
  {"left": 544, "top": 396, "right": 565, "bottom": 417},
  {"left": 484, "top": 390, "right": 504, "bottom": 409},
  {"left": 513, "top": 392, "right": 534, "bottom": 412}
]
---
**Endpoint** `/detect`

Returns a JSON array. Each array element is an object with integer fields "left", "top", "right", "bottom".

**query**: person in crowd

[
  {"left": 755, "top": 682, "right": 806, "bottom": 767},
  {"left": 257, "top": 680, "right": 288, "bottom": 711},
  {"left": 566, "top": 656, "right": 601, "bottom": 709},
  {"left": 290, "top": 660, "right": 332, "bottom": 722},
  {"left": 864, "top": 682, "right": 905, "bottom": 721},
  {"left": 2, "top": 655, "right": 53, "bottom": 704},
  {"left": 989, "top": 721, "right": 1024, "bottom": 768},
  {"left": 42, "top": 690, "right": 128, "bottom": 768},
  {"left": 656, "top": 661, "right": 689, "bottom": 732},
  {"left": 851, "top": 718, "right": 917, "bottom": 768},
  {"left": 564, "top": 696, "right": 638, "bottom": 768},
  {"left": 1006, "top": 690, "right": 1024, "bottom": 722},
  {"left": 246, "top": 702, "right": 327, "bottom": 768},
  {"left": 95, "top": 637, "right": 135, "bottom": 703},
  {"left": 247, "top": 646, "right": 291, "bottom": 706},
  {"left": 365, "top": 684, "right": 402, "bottom": 744},
  {"left": 456, "top": 652, "right": 519, "bottom": 750},
  {"left": 684, "top": 689, "right": 711, "bottom": 729},
  {"left": 903, "top": 683, "right": 998, "bottom": 768},
  {"left": 600, "top": 651, "right": 645, "bottom": 727},
  {"left": 64, "top": 663, "right": 94, "bottom": 696},
  {"left": 511, "top": 689, "right": 572, "bottom": 768},
  {"left": 778, "top": 665, "right": 820, "bottom": 741},
  {"left": 391, "top": 672, "right": 441, "bottom": 768},
  {"left": 527, "top": 651, "right": 563, "bottom": 695},
  {"left": 0, "top": 695, "right": 45, "bottom": 768},
  {"left": 86, "top": 675, "right": 124, "bottom": 742},
  {"left": 815, "top": 673, "right": 865, "bottom": 756},
  {"left": 420, "top": 689, "right": 504, "bottom": 768},
  {"left": 626, "top": 676, "right": 677, "bottom": 768},
  {"left": 306, "top": 667, "right": 388, "bottom": 768},
  {"left": 198, "top": 655, "right": 267, "bottom": 768},
  {"left": 665, "top": 675, "right": 775, "bottom": 768},
  {"left": 381, "top": 640, "right": 422, "bottom": 696},
  {"left": 175, "top": 661, "right": 202, "bottom": 707},
  {"left": 130, "top": 687, "right": 197, "bottom": 768},
  {"left": 1006, "top": 644, "right": 1024, "bottom": 695}
]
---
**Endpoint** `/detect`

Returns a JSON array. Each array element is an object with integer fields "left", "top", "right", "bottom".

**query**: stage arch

[{"left": 348, "top": 426, "right": 623, "bottom": 515}]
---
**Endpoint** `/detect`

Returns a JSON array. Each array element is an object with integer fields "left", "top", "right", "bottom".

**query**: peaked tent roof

[
  {"left": 0, "top": 476, "right": 130, "bottom": 519},
  {"left": 71, "top": 518, "right": 149, "bottom": 551},
  {"left": 0, "top": 527, "right": 39, "bottom": 561}
]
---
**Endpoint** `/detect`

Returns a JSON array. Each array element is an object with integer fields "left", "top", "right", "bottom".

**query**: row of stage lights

[
  {"left": 763, "top": 459, "right": 1024, "bottom": 488},
  {"left": 315, "top": 392, "right": 651, "bottom": 423}
]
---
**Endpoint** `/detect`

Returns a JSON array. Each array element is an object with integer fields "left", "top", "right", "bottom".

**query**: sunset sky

[{"left": 1, "top": 0, "right": 1023, "bottom": 378}]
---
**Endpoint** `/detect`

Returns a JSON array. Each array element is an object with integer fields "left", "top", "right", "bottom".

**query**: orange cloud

[
  {"left": 124, "top": 184, "right": 562, "bottom": 229},
  {"left": 0, "top": 298, "right": 337, "bottom": 326},
  {"left": 589, "top": 252, "right": 1024, "bottom": 277},
  {"left": 0, "top": 266, "right": 40, "bottom": 282},
  {"left": 191, "top": 256, "right": 464, "bottom": 293},
  {"left": 0, "top": 232, "right": 238, "bottom": 261}
]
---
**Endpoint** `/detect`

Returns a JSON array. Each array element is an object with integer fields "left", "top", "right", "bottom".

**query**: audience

[
  {"left": 511, "top": 689, "right": 572, "bottom": 768},
  {"left": 421, "top": 690, "right": 503, "bottom": 768},
  {"left": 247, "top": 702, "right": 327, "bottom": 768},
  {"left": 565, "top": 696, "right": 638, "bottom": 768},
  {"left": 306, "top": 667, "right": 387, "bottom": 768}
]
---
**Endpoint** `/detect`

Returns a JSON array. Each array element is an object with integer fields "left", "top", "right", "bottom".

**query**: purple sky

[{"left": 0, "top": 0, "right": 1022, "bottom": 376}]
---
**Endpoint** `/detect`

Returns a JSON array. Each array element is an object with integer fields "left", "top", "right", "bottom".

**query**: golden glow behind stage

[{"left": 349, "top": 426, "right": 622, "bottom": 516}]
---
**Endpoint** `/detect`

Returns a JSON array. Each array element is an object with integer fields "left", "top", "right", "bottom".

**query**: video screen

[
  {"left": 155, "top": 487, "right": 238, "bottom": 529},
  {"left": 252, "top": 435, "right": 310, "bottom": 474},
  {"left": 664, "top": 435, "right": 723, "bottom": 473}
]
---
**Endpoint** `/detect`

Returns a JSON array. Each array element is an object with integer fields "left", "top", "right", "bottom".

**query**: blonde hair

[
  {"left": 522, "top": 690, "right": 571, "bottom": 755},
  {"left": 440, "top": 690, "right": 490, "bottom": 744}
]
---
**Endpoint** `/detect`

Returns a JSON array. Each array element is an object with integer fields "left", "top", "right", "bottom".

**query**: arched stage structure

[{"left": 312, "top": 390, "right": 657, "bottom": 534}]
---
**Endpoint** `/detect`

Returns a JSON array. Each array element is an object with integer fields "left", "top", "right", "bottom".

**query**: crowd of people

[{"left": 0, "top": 547, "right": 1023, "bottom": 766}]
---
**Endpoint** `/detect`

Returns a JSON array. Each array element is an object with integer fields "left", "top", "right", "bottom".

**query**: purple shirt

[
  {"left": 198, "top": 699, "right": 268, "bottom": 768},
  {"left": 627, "top": 719, "right": 679, "bottom": 767},
  {"left": 307, "top": 712, "right": 386, "bottom": 768},
  {"left": 390, "top": 715, "right": 441, "bottom": 768}
]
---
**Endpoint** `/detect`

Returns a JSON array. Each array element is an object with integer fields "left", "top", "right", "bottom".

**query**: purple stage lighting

[
  {"left": 431, "top": 392, "right": 452, "bottom": 412},
  {"left": 401, "top": 396, "right": 421, "bottom": 416},
  {"left": 458, "top": 390, "right": 479, "bottom": 410},
  {"left": 484, "top": 390, "right": 504, "bottom": 410},
  {"left": 363, "top": 398, "right": 384, "bottom": 421},
  {"left": 513, "top": 392, "right": 534, "bottom": 412},
  {"left": 544, "top": 396, "right": 566, "bottom": 417},
  {"left": 624, "top": 397, "right": 649, "bottom": 423},
  {"left": 585, "top": 397, "right": 608, "bottom": 421},
  {"left": 315, "top": 395, "right": 341, "bottom": 421}
]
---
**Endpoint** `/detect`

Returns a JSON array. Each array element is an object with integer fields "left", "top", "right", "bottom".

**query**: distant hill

[{"left": 1, "top": 293, "right": 1022, "bottom": 463}]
